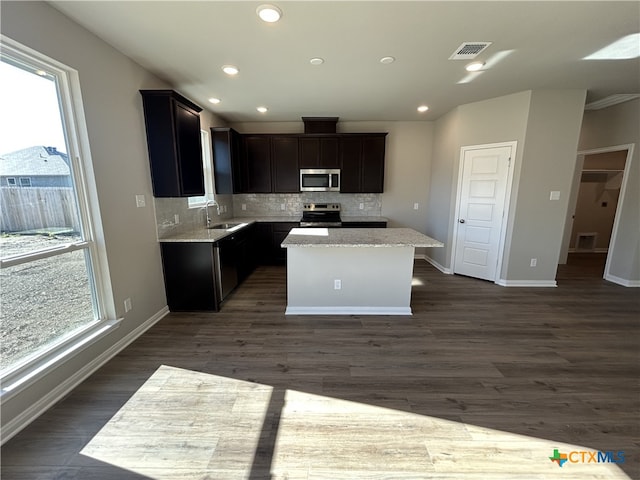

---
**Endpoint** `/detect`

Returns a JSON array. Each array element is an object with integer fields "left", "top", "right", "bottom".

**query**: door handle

[{"left": 459, "top": 219, "right": 465, "bottom": 223}]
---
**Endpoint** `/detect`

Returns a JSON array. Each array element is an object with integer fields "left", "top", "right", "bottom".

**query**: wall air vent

[{"left": 449, "top": 42, "right": 492, "bottom": 60}]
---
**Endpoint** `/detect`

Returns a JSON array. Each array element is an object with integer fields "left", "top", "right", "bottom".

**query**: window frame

[
  {"left": 187, "top": 129, "right": 216, "bottom": 208},
  {"left": 6, "top": 177, "right": 17, "bottom": 186},
  {"left": 18, "top": 176, "right": 31, "bottom": 187},
  {"left": 0, "top": 36, "right": 119, "bottom": 400}
]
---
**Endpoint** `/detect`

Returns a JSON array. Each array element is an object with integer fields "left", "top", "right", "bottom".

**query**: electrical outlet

[
  {"left": 174, "top": 214, "right": 180, "bottom": 224},
  {"left": 242, "top": 204, "right": 247, "bottom": 211},
  {"left": 124, "top": 297, "right": 132, "bottom": 312},
  {"left": 281, "top": 203, "right": 286, "bottom": 211},
  {"left": 135, "top": 194, "right": 146, "bottom": 208},
  {"left": 359, "top": 203, "right": 364, "bottom": 210},
  {"left": 334, "top": 279, "right": 342, "bottom": 290},
  {"left": 413, "top": 203, "right": 419, "bottom": 210},
  {"left": 530, "top": 258, "right": 537, "bottom": 267}
]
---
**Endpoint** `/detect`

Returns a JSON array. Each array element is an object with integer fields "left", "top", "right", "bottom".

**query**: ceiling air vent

[{"left": 449, "top": 42, "right": 492, "bottom": 60}]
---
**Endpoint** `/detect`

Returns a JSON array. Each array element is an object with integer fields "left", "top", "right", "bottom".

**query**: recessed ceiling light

[
  {"left": 417, "top": 105, "right": 429, "bottom": 113},
  {"left": 465, "top": 61, "right": 485, "bottom": 72},
  {"left": 257, "top": 106, "right": 268, "bottom": 113},
  {"left": 208, "top": 98, "right": 221, "bottom": 104},
  {"left": 257, "top": 4, "right": 282, "bottom": 23},
  {"left": 310, "top": 57, "right": 324, "bottom": 66},
  {"left": 222, "top": 65, "right": 239, "bottom": 76},
  {"left": 380, "top": 56, "right": 395, "bottom": 64}
]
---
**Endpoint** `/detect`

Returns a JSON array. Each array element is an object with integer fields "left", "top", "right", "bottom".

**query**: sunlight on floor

[{"left": 80, "top": 365, "right": 631, "bottom": 479}]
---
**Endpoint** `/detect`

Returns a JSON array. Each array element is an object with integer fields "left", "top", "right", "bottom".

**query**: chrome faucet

[{"left": 203, "top": 199, "right": 220, "bottom": 227}]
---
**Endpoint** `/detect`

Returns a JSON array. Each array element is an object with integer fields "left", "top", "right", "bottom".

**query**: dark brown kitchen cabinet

[
  {"left": 242, "top": 136, "right": 272, "bottom": 193},
  {"left": 240, "top": 135, "right": 299, "bottom": 193},
  {"left": 253, "top": 222, "right": 299, "bottom": 264},
  {"left": 299, "top": 136, "right": 340, "bottom": 168},
  {"left": 160, "top": 242, "right": 218, "bottom": 311},
  {"left": 271, "top": 136, "right": 300, "bottom": 192},
  {"left": 339, "top": 134, "right": 386, "bottom": 193},
  {"left": 140, "top": 90, "right": 204, "bottom": 197},
  {"left": 211, "top": 127, "right": 242, "bottom": 194}
]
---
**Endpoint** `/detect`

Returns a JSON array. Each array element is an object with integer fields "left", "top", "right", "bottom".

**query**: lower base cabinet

[{"left": 160, "top": 242, "right": 219, "bottom": 312}]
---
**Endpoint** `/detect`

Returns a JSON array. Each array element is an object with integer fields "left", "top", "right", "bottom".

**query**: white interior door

[{"left": 454, "top": 145, "right": 512, "bottom": 281}]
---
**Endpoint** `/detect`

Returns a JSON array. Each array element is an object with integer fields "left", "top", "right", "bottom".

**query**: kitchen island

[{"left": 281, "top": 228, "right": 443, "bottom": 315}]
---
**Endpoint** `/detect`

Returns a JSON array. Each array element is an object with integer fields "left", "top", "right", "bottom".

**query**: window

[
  {"left": 0, "top": 39, "right": 116, "bottom": 395},
  {"left": 188, "top": 129, "right": 215, "bottom": 208},
  {"left": 6, "top": 177, "right": 16, "bottom": 186}
]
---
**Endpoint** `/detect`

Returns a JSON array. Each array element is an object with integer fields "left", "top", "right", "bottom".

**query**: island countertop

[{"left": 281, "top": 227, "right": 443, "bottom": 248}]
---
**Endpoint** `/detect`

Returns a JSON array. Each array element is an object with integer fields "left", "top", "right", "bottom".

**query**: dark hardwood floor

[{"left": 2, "top": 258, "right": 638, "bottom": 479}]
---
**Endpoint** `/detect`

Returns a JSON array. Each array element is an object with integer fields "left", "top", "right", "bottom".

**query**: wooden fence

[{"left": 1, "top": 187, "right": 80, "bottom": 233}]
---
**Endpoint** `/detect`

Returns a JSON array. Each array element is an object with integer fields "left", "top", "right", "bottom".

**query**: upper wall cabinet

[
  {"left": 140, "top": 90, "right": 204, "bottom": 197},
  {"left": 299, "top": 136, "right": 340, "bottom": 168},
  {"left": 211, "top": 127, "right": 242, "bottom": 194},
  {"left": 242, "top": 135, "right": 272, "bottom": 193},
  {"left": 340, "top": 134, "right": 387, "bottom": 193}
]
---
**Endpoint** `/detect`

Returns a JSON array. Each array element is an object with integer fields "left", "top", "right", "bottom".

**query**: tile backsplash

[
  {"left": 154, "top": 193, "right": 382, "bottom": 238},
  {"left": 232, "top": 193, "right": 382, "bottom": 217}
]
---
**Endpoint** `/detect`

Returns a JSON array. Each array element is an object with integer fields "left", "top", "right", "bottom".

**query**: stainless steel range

[{"left": 300, "top": 203, "right": 342, "bottom": 227}]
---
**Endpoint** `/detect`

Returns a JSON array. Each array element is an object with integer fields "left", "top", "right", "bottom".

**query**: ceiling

[{"left": 49, "top": 1, "right": 640, "bottom": 123}]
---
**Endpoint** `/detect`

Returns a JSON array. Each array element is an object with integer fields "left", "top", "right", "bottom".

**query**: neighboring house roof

[{"left": 0, "top": 146, "right": 71, "bottom": 177}]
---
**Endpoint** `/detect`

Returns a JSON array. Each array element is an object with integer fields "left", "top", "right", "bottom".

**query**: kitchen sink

[{"left": 208, "top": 222, "right": 243, "bottom": 230}]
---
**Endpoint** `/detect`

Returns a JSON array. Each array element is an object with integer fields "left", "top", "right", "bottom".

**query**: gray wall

[
  {"left": 426, "top": 91, "right": 531, "bottom": 273},
  {"left": 0, "top": 1, "right": 226, "bottom": 433},
  {"left": 425, "top": 90, "right": 588, "bottom": 284},
  {"left": 578, "top": 99, "right": 640, "bottom": 283}
]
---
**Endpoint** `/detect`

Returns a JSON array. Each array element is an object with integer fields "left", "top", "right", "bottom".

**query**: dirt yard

[{"left": 0, "top": 233, "right": 95, "bottom": 371}]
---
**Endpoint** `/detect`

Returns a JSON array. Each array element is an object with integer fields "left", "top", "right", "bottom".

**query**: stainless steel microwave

[{"left": 300, "top": 169, "right": 340, "bottom": 192}]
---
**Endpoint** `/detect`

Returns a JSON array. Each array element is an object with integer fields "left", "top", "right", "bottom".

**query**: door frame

[
  {"left": 561, "top": 143, "right": 635, "bottom": 283},
  {"left": 451, "top": 141, "right": 518, "bottom": 284}
]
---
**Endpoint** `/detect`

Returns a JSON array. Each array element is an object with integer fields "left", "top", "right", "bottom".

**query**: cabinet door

[
  {"left": 211, "top": 128, "right": 242, "bottom": 194},
  {"left": 140, "top": 90, "right": 204, "bottom": 197},
  {"left": 272, "top": 222, "right": 299, "bottom": 264},
  {"left": 161, "top": 243, "right": 217, "bottom": 311},
  {"left": 243, "top": 136, "right": 272, "bottom": 193},
  {"left": 271, "top": 136, "right": 300, "bottom": 192},
  {"left": 173, "top": 102, "right": 205, "bottom": 196},
  {"left": 319, "top": 137, "right": 339, "bottom": 168},
  {"left": 361, "top": 135, "right": 385, "bottom": 193},
  {"left": 299, "top": 137, "right": 320, "bottom": 168},
  {"left": 299, "top": 137, "right": 340, "bottom": 168},
  {"left": 339, "top": 136, "right": 362, "bottom": 193}
]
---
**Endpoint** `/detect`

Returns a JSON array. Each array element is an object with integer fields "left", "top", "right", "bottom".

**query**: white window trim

[
  {"left": 6, "top": 177, "right": 17, "bottom": 186},
  {"left": 188, "top": 129, "right": 216, "bottom": 208},
  {"left": 18, "top": 177, "right": 31, "bottom": 187},
  {"left": 0, "top": 36, "right": 119, "bottom": 400}
]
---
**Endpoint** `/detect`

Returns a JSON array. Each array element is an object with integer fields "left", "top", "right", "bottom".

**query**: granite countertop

[
  {"left": 281, "top": 227, "right": 444, "bottom": 248},
  {"left": 158, "top": 216, "right": 395, "bottom": 243},
  {"left": 158, "top": 216, "right": 301, "bottom": 243}
]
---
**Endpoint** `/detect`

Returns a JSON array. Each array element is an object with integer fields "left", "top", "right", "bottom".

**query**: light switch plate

[
  {"left": 135, "top": 194, "right": 146, "bottom": 208},
  {"left": 550, "top": 191, "right": 561, "bottom": 201}
]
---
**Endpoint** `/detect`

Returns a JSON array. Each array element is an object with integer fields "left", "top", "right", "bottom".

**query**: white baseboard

[
  {"left": 286, "top": 306, "right": 412, "bottom": 315},
  {"left": 604, "top": 273, "right": 640, "bottom": 287},
  {"left": 423, "top": 256, "right": 452, "bottom": 274},
  {"left": 495, "top": 279, "right": 557, "bottom": 287},
  {"left": 1, "top": 306, "right": 170, "bottom": 445}
]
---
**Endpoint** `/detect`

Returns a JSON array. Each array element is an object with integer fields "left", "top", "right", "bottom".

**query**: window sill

[{"left": 0, "top": 318, "right": 122, "bottom": 402}]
